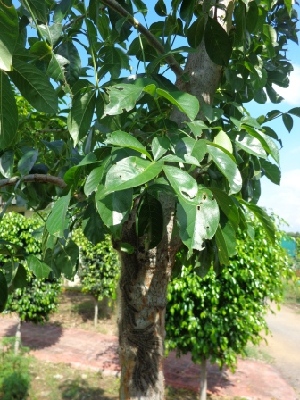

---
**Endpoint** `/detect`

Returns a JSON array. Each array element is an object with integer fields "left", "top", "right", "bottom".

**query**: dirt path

[{"left": 260, "top": 304, "right": 300, "bottom": 398}]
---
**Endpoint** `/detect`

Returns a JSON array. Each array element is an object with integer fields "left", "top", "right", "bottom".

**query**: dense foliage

[
  {"left": 0, "top": 213, "right": 61, "bottom": 322},
  {"left": 166, "top": 214, "right": 292, "bottom": 370}
]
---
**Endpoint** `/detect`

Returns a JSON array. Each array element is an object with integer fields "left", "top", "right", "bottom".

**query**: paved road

[{"left": 261, "top": 304, "right": 300, "bottom": 398}]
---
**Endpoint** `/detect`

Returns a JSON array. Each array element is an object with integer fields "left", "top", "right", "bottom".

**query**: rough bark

[{"left": 118, "top": 195, "right": 180, "bottom": 399}]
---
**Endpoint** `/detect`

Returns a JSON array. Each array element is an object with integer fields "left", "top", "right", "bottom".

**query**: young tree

[
  {"left": 166, "top": 213, "right": 293, "bottom": 400},
  {"left": 0, "top": 213, "right": 61, "bottom": 353},
  {"left": 0, "top": 1, "right": 298, "bottom": 398},
  {"left": 73, "top": 229, "right": 119, "bottom": 325}
]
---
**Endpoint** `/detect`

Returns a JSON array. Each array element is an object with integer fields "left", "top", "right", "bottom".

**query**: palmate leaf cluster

[
  {"left": 165, "top": 214, "right": 293, "bottom": 371},
  {"left": 0, "top": 0, "right": 299, "bottom": 294}
]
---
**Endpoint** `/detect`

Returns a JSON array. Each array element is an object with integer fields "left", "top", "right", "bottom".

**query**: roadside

[{"left": 260, "top": 303, "right": 300, "bottom": 398}]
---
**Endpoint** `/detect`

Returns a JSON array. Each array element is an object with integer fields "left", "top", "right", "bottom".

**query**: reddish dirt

[{"left": 0, "top": 315, "right": 298, "bottom": 399}]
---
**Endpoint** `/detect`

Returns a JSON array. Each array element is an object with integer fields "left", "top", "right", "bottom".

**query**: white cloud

[
  {"left": 273, "top": 64, "right": 300, "bottom": 105},
  {"left": 259, "top": 169, "right": 300, "bottom": 232}
]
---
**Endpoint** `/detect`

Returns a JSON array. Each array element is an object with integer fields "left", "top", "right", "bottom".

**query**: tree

[
  {"left": 73, "top": 229, "right": 119, "bottom": 325},
  {"left": 0, "top": 213, "right": 61, "bottom": 353},
  {"left": 0, "top": 1, "right": 299, "bottom": 398},
  {"left": 166, "top": 213, "right": 292, "bottom": 400}
]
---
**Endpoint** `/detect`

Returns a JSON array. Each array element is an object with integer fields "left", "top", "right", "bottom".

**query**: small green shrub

[
  {"left": 0, "top": 212, "right": 61, "bottom": 322},
  {"left": 0, "top": 339, "right": 31, "bottom": 400}
]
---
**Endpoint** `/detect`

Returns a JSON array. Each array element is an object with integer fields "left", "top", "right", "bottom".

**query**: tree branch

[
  {"left": 0, "top": 174, "right": 67, "bottom": 189},
  {"left": 101, "top": 0, "right": 185, "bottom": 80}
]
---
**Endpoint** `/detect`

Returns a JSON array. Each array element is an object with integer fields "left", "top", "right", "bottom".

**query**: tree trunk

[
  {"left": 118, "top": 195, "right": 180, "bottom": 399},
  {"left": 14, "top": 318, "right": 22, "bottom": 355},
  {"left": 94, "top": 297, "right": 99, "bottom": 327},
  {"left": 199, "top": 358, "right": 207, "bottom": 400}
]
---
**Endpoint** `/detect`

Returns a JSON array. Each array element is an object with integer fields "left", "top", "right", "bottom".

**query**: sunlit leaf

[
  {"left": 46, "top": 192, "right": 71, "bottom": 237},
  {"left": 0, "top": 71, "right": 18, "bottom": 148},
  {"left": 0, "top": 3, "right": 18, "bottom": 71}
]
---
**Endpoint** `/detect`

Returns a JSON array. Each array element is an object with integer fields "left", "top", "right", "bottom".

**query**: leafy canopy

[{"left": 0, "top": 0, "right": 299, "bottom": 292}]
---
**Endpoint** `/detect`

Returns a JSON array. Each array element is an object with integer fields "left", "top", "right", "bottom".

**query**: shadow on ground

[
  {"left": 59, "top": 379, "right": 118, "bottom": 400},
  {"left": 4, "top": 321, "right": 63, "bottom": 350}
]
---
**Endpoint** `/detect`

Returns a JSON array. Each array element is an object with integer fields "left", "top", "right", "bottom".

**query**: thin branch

[
  {"left": 0, "top": 174, "right": 67, "bottom": 189},
  {"left": 101, "top": 0, "right": 185, "bottom": 80}
]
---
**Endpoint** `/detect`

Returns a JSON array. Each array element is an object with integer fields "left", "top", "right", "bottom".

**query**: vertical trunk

[
  {"left": 94, "top": 297, "right": 99, "bottom": 327},
  {"left": 14, "top": 318, "right": 21, "bottom": 355},
  {"left": 199, "top": 358, "right": 207, "bottom": 400},
  {"left": 118, "top": 195, "right": 180, "bottom": 399}
]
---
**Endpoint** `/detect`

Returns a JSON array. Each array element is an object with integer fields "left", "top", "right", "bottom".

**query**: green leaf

[
  {"left": 104, "top": 84, "right": 143, "bottom": 116},
  {"left": 156, "top": 88, "right": 199, "bottom": 121},
  {"left": 0, "top": 3, "right": 18, "bottom": 71},
  {"left": 24, "top": 0, "right": 47, "bottom": 22},
  {"left": 152, "top": 136, "right": 170, "bottom": 161},
  {"left": 12, "top": 263, "right": 28, "bottom": 289},
  {"left": 84, "top": 164, "right": 107, "bottom": 196},
  {"left": 0, "top": 270, "right": 8, "bottom": 312},
  {"left": 210, "top": 188, "right": 239, "bottom": 231},
  {"left": 163, "top": 165, "right": 198, "bottom": 199},
  {"left": 96, "top": 188, "right": 133, "bottom": 238},
  {"left": 132, "top": 0, "right": 147, "bottom": 16},
  {"left": 174, "top": 137, "right": 202, "bottom": 166},
  {"left": 82, "top": 202, "right": 106, "bottom": 244},
  {"left": 67, "top": 89, "right": 96, "bottom": 145},
  {"left": 136, "top": 193, "right": 163, "bottom": 249},
  {"left": 260, "top": 159, "right": 281, "bottom": 185},
  {"left": 187, "top": 120, "right": 209, "bottom": 137},
  {"left": 63, "top": 153, "right": 97, "bottom": 186},
  {"left": 179, "top": 0, "right": 194, "bottom": 25},
  {"left": 55, "top": 239, "right": 79, "bottom": 279},
  {"left": 244, "top": 127, "right": 280, "bottom": 163},
  {"left": 55, "top": 42, "right": 81, "bottom": 85},
  {"left": 246, "top": 1, "right": 258, "bottom": 33},
  {"left": 204, "top": 16, "right": 232, "bottom": 66},
  {"left": 99, "top": 157, "right": 163, "bottom": 198},
  {"left": 27, "top": 254, "right": 51, "bottom": 279},
  {"left": 0, "top": 71, "right": 19, "bottom": 148},
  {"left": 0, "top": 150, "right": 14, "bottom": 178},
  {"left": 187, "top": 16, "right": 205, "bottom": 48},
  {"left": 9, "top": 58, "right": 58, "bottom": 113},
  {"left": 38, "top": 23, "right": 62, "bottom": 46},
  {"left": 236, "top": 134, "right": 267, "bottom": 159},
  {"left": 154, "top": 0, "right": 167, "bottom": 16},
  {"left": 213, "top": 131, "right": 233, "bottom": 154},
  {"left": 207, "top": 145, "right": 242, "bottom": 195},
  {"left": 47, "top": 54, "right": 68, "bottom": 81},
  {"left": 283, "top": 0, "right": 292, "bottom": 16},
  {"left": 105, "top": 130, "right": 152, "bottom": 159},
  {"left": 215, "top": 226, "right": 230, "bottom": 266},
  {"left": 282, "top": 113, "right": 293, "bottom": 133},
  {"left": 241, "top": 201, "right": 275, "bottom": 243},
  {"left": 177, "top": 188, "right": 220, "bottom": 255},
  {"left": 54, "top": 0, "right": 72, "bottom": 23},
  {"left": 287, "top": 107, "right": 300, "bottom": 118},
  {"left": 18, "top": 149, "right": 38, "bottom": 175},
  {"left": 46, "top": 191, "right": 71, "bottom": 237}
]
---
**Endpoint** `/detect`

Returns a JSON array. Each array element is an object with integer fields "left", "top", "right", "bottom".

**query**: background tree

[
  {"left": 166, "top": 213, "right": 293, "bottom": 400},
  {"left": 73, "top": 229, "right": 119, "bottom": 325},
  {"left": 0, "top": 213, "right": 61, "bottom": 353},
  {"left": 0, "top": 1, "right": 299, "bottom": 398}
]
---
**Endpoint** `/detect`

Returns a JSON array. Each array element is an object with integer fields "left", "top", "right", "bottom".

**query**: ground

[{"left": 0, "top": 290, "right": 299, "bottom": 399}]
